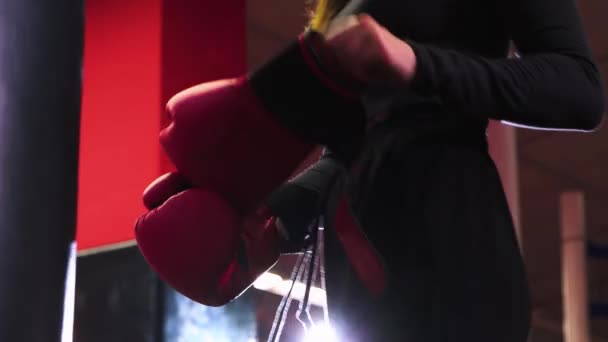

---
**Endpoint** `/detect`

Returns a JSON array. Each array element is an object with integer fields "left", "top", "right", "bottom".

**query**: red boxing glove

[
  {"left": 136, "top": 172, "right": 285, "bottom": 306},
  {"left": 160, "top": 31, "right": 366, "bottom": 214}
]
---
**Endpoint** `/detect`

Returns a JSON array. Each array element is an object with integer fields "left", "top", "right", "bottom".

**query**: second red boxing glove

[
  {"left": 136, "top": 172, "right": 286, "bottom": 306},
  {"left": 136, "top": 164, "right": 388, "bottom": 306}
]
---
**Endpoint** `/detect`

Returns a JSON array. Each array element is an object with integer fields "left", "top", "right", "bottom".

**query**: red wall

[
  {"left": 77, "top": 0, "right": 246, "bottom": 251},
  {"left": 77, "top": 0, "right": 162, "bottom": 251}
]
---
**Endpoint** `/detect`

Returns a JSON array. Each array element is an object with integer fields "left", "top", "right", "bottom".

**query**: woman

[{"left": 277, "top": 0, "right": 605, "bottom": 340}]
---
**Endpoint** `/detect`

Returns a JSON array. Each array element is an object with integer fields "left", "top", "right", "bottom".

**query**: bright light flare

[
  {"left": 252, "top": 272, "right": 283, "bottom": 291},
  {"left": 303, "top": 323, "right": 339, "bottom": 342},
  {"left": 252, "top": 272, "right": 327, "bottom": 307}
]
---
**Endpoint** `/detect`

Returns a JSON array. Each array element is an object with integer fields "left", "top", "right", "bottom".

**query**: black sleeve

[
  {"left": 264, "top": 153, "right": 345, "bottom": 245},
  {"left": 249, "top": 31, "right": 366, "bottom": 163},
  {"left": 408, "top": 0, "right": 605, "bottom": 131}
]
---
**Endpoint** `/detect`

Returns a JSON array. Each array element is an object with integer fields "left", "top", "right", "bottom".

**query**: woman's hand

[{"left": 324, "top": 14, "right": 417, "bottom": 86}]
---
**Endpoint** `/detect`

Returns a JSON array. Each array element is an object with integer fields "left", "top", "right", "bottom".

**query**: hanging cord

[
  {"left": 318, "top": 221, "right": 330, "bottom": 325},
  {"left": 267, "top": 162, "right": 345, "bottom": 342},
  {"left": 267, "top": 244, "right": 310, "bottom": 342},
  {"left": 296, "top": 215, "right": 323, "bottom": 331},
  {"left": 297, "top": 168, "right": 343, "bottom": 331}
]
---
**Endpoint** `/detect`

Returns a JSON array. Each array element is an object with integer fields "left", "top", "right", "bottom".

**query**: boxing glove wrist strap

[{"left": 248, "top": 30, "right": 366, "bottom": 163}]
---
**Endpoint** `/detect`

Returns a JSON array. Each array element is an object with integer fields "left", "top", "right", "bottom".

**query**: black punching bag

[{"left": 0, "top": 1, "right": 83, "bottom": 341}]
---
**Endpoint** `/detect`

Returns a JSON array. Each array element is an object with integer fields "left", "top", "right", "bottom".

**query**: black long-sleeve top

[
  {"left": 257, "top": 2, "right": 603, "bottom": 337},
  {"left": 262, "top": 2, "right": 605, "bottom": 339},
  {"left": 337, "top": 0, "right": 605, "bottom": 131}
]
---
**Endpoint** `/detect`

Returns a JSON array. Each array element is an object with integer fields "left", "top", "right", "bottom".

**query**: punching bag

[{"left": 0, "top": 1, "right": 84, "bottom": 341}]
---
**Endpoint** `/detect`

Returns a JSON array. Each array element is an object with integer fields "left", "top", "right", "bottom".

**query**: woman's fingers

[{"left": 324, "top": 14, "right": 417, "bottom": 85}]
